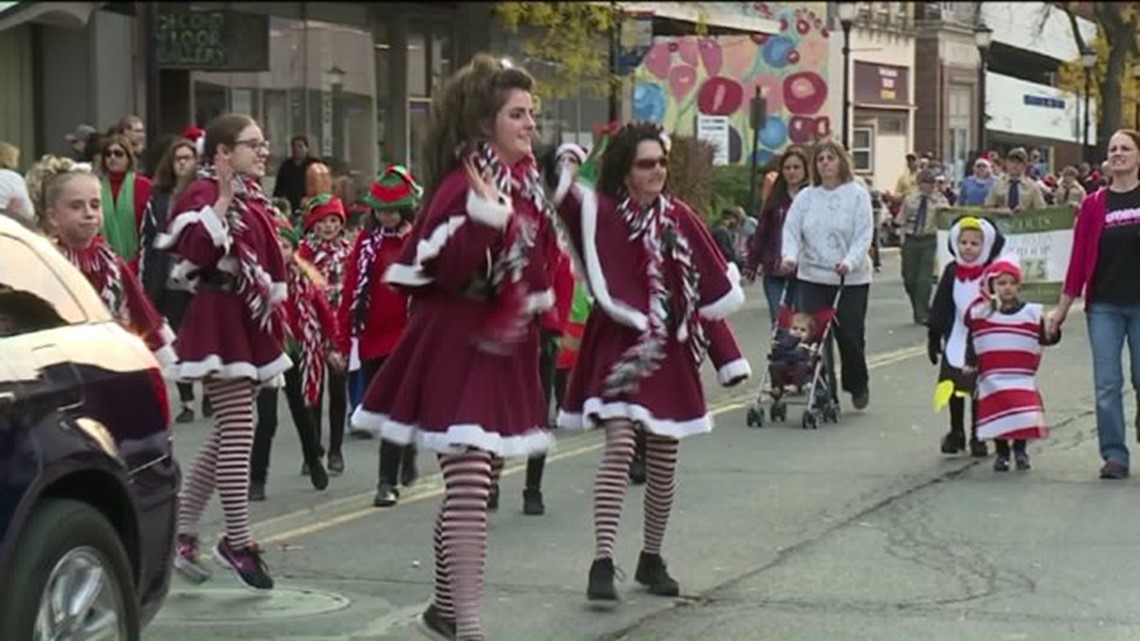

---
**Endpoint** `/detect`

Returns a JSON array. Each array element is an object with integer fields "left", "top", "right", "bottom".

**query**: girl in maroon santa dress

[
  {"left": 554, "top": 122, "right": 751, "bottom": 602},
  {"left": 350, "top": 55, "right": 557, "bottom": 641},
  {"left": 338, "top": 164, "right": 419, "bottom": 505},
  {"left": 297, "top": 193, "right": 352, "bottom": 474},
  {"left": 25, "top": 156, "right": 176, "bottom": 365},
  {"left": 156, "top": 114, "right": 290, "bottom": 592}
]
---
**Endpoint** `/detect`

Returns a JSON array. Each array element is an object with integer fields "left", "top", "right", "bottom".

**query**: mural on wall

[{"left": 632, "top": 3, "right": 831, "bottom": 166}]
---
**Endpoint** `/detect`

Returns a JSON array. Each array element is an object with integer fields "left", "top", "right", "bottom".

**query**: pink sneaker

[
  {"left": 213, "top": 537, "right": 274, "bottom": 590},
  {"left": 173, "top": 534, "right": 212, "bottom": 584}
]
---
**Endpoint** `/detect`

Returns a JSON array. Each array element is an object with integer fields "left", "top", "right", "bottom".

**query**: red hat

[
  {"left": 980, "top": 253, "right": 1022, "bottom": 299},
  {"left": 302, "top": 193, "right": 347, "bottom": 233},
  {"left": 182, "top": 125, "right": 206, "bottom": 157}
]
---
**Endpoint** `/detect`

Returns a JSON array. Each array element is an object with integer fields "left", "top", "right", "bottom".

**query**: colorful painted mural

[{"left": 632, "top": 3, "right": 831, "bottom": 166}]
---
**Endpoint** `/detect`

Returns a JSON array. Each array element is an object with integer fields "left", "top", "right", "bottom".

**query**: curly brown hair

[
  {"left": 152, "top": 138, "right": 197, "bottom": 196},
  {"left": 419, "top": 54, "right": 535, "bottom": 208},
  {"left": 597, "top": 122, "right": 668, "bottom": 199}
]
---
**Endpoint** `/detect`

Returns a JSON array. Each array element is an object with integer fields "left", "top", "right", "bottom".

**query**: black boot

[
  {"left": 587, "top": 557, "right": 618, "bottom": 601},
  {"left": 373, "top": 482, "right": 399, "bottom": 507},
  {"left": 419, "top": 603, "right": 456, "bottom": 640},
  {"left": 522, "top": 488, "right": 545, "bottom": 515},
  {"left": 940, "top": 430, "right": 965, "bottom": 454},
  {"left": 969, "top": 438, "right": 989, "bottom": 457},
  {"left": 400, "top": 444, "right": 419, "bottom": 487},
  {"left": 634, "top": 551, "right": 680, "bottom": 597},
  {"left": 487, "top": 483, "right": 500, "bottom": 512}
]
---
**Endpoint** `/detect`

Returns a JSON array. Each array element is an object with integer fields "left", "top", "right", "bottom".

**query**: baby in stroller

[{"left": 769, "top": 312, "right": 817, "bottom": 396}]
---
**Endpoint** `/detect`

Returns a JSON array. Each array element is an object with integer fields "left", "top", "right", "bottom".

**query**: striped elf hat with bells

[
  {"left": 302, "top": 193, "right": 347, "bottom": 234},
  {"left": 364, "top": 164, "right": 423, "bottom": 212}
]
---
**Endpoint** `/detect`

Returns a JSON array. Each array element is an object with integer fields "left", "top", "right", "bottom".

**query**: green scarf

[{"left": 101, "top": 172, "right": 138, "bottom": 262}]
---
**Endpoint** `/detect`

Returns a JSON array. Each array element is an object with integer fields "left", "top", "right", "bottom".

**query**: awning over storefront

[{"left": 0, "top": 1, "right": 100, "bottom": 33}]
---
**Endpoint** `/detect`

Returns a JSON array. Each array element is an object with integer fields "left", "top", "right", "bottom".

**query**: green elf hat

[
  {"left": 274, "top": 210, "right": 302, "bottom": 247},
  {"left": 302, "top": 192, "right": 347, "bottom": 233},
  {"left": 364, "top": 163, "right": 423, "bottom": 212}
]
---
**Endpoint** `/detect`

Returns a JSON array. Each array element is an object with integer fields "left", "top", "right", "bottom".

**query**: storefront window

[{"left": 191, "top": 11, "right": 378, "bottom": 193}]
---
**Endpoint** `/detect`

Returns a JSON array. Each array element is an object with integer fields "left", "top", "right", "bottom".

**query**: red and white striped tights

[
  {"left": 594, "top": 419, "right": 679, "bottom": 559},
  {"left": 432, "top": 449, "right": 493, "bottom": 641},
  {"left": 177, "top": 378, "right": 257, "bottom": 549}
]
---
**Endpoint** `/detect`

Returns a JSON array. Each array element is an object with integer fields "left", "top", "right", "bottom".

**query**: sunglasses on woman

[
  {"left": 633, "top": 157, "right": 668, "bottom": 170},
  {"left": 104, "top": 148, "right": 126, "bottom": 159}
]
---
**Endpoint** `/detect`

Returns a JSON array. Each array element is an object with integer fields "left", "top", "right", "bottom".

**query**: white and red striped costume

[{"left": 966, "top": 301, "right": 1052, "bottom": 442}]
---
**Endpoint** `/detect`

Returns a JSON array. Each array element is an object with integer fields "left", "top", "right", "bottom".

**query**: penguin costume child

[{"left": 926, "top": 215, "right": 1005, "bottom": 456}]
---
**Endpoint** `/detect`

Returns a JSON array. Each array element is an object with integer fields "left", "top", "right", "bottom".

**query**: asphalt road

[{"left": 149, "top": 251, "right": 1134, "bottom": 641}]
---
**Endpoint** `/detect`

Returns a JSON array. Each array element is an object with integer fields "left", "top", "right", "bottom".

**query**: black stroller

[{"left": 746, "top": 282, "right": 842, "bottom": 429}]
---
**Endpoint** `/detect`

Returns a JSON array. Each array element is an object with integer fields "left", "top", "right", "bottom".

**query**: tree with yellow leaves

[{"left": 1050, "top": 2, "right": 1140, "bottom": 157}]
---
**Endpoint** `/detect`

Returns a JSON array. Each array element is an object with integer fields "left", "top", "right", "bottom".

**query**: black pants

[
  {"left": 994, "top": 439, "right": 1027, "bottom": 456},
  {"left": 251, "top": 366, "right": 324, "bottom": 484},
  {"left": 177, "top": 382, "right": 195, "bottom": 403},
  {"left": 949, "top": 395, "right": 981, "bottom": 443},
  {"left": 312, "top": 370, "right": 347, "bottom": 458},
  {"left": 525, "top": 330, "right": 562, "bottom": 491},
  {"left": 799, "top": 281, "right": 870, "bottom": 397},
  {"left": 363, "top": 356, "right": 417, "bottom": 487}
]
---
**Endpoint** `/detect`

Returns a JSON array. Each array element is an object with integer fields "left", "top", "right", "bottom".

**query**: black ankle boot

[
  {"left": 587, "top": 557, "right": 618, "bottom": 601},
  {"left": 634, "top": 551, "right": 680, "bottom": 596},
  {"left": 940, "top": 430, "right": 965, "bottom": 454},
  {"left": 522, "top": 488, "right": 545, "bottom": 515},
  {"left": 969, "top": 438, "right": 989, "bottom": 457}
]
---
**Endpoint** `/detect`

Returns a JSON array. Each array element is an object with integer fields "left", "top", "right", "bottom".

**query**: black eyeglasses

[
  {"left": 104, "top": 148, "right": 126, "bottom": 159},
  {"left": 633, "top": 157, "right": 668, "bottom": 170},
  {"left": 234, "top": 139, "right": 271, "bottom": 152}
]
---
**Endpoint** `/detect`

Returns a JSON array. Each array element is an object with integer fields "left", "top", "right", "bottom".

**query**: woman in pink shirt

[{"left": 1048, "top": 129, "right": 1140, "bottom": 480}]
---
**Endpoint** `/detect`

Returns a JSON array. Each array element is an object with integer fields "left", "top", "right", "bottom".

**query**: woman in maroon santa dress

[
  {"left": 554, "top": 122, "right": 751, "bottom": 602},
  {"left": 156, "top": 114, "right": 290, "bottom": 592},
  {"left": 350, "top": 55, "right": 557, "bottom": 641}
]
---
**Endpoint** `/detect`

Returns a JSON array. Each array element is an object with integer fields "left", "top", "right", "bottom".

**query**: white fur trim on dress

[
  {"left": 700, "top": 263, "right": 745, "bottom": 320},
  {"left": 525, "top": 288, "right": 555, "bottom": 315},
  {"left": 578, "top": 186, "right": 649, "bottom": 332},
  {"left": 350, "top": 407, "right": 554, "bottom": 458},
  {"left": 557, "top": 397, "right": 713, "bottom": 439},
  {"left": 152, "top": 323, "right": 178, "bottom": 374},
  {"left": 384, "top": 215, "right": 468, "bottom": 287},
  {"left": 716, "top": 358, "right": 752, "bottom": 387},
  {"left": 465, "top": 189, "right": 512, "bottom": 229},
  {"left": 552, "top": 163, "right": 575, "bottom": 208},
  {"left": 155, "top": 205, "right": 231, "bottom": 252},
  {"left": 170, "top": 352, "right": 292, "bottom": 386}
]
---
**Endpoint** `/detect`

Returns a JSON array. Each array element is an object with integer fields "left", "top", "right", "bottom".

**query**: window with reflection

[{"left": 0, "top": 238, "right": 83, "bottom": 337}]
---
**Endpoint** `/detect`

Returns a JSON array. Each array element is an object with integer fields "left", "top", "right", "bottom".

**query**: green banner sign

[{"left": 935, "top": 206, "right": 1077, "bottom": 304}]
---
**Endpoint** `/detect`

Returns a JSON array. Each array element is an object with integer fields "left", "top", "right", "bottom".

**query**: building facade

[
  {"left": 977, "top": 1, "right": 1097, "bottom": 171},
  {"left": 843, "top": 2, "right": 918, "bottom": 194}
]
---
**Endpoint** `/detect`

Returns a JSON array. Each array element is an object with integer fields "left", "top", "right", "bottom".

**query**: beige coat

[{"left": 985, "top": 175, "right": 1048, "bottom": 211}]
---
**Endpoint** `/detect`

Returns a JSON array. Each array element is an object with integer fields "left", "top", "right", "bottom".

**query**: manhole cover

[{"left": 157, "top": 586, "right": 352, "bottom": 623}]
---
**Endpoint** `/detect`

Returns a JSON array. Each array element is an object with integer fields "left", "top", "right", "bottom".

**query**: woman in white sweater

[{"left": 780, "top": 141, "right": 874, "bottom": 409}]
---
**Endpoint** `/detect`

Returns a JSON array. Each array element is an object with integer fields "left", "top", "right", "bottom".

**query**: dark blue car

[{"left": 0, "top": 215, "right": 179, "bottom": 641}]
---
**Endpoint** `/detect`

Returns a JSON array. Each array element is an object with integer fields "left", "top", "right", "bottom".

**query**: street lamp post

[
  {"left": 974, "top": 23, "right": 992, "bottom": 155},
  {"left": 838, "top": 2, "right": 857, "bottom": 150},
  {"left": 1081, "top": 48, "right": 1096, "bottom": 163}
]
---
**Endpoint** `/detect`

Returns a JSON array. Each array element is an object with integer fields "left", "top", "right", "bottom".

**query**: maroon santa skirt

[
  {"left": 171, "top": 289, "right": 291, "bottom": 385},
  {"left": 351, "top": 295, "right": 553, "bottom": 457},
  {"left": 557, "top": 312, "right": 711, "bottom": 439}
]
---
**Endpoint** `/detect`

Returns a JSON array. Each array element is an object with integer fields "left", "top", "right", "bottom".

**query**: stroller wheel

[
  {"left": 802, "top": 411, "right": 819, "bottom": 430},
  {"left": 747, "top": 406, "right": 765, "bottom": 428}
]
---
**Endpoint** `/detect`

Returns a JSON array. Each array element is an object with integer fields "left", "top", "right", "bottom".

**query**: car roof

[{"left": 0, "top": 214, "right": 114, "bottom": 324}]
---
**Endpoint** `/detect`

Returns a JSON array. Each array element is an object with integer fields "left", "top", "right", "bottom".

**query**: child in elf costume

[
  {"left": 25, "top": 156, "right": 176, "bottom": 367},
  {"left": 336, "top": 164, "right": 417, "bottom": 507},
  {"left": 964, "top": 254, "right": 1061, "bottom": 471},
  {"left": 927, "top": 215, "right": 1005, "bottom": 457},
  {"left": 248, "top": 214, "right": 346, "bottom": 501},
  {"left": 298, "top": 193, "right": 353, "bottom": 475}
]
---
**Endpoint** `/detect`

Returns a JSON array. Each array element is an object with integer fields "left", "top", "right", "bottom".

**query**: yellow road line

[{"left": 259, "top": 341, "right": 926, "bottom": 544}]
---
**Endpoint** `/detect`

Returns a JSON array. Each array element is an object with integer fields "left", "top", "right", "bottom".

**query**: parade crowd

[{"left": 1, "top": 53, "right": 1139, "bottom": 641}]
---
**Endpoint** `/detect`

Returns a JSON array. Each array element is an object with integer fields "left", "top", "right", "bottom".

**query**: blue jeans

[
  {"left": 1087, "top": 303, "right": 1140, "bottom": 468},
  {"left": 763, "top": 276, "right": 798, "bottom": 327}
]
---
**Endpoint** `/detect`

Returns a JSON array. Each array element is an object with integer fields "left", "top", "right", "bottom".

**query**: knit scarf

[
  {"left": 195, "top": 165, "right": 284, "bottom": 339},
  {"left": 350, "top": 223, "right": 406, "bottom": 336},
  {"left": 466, "top": 142, "right": 554, "bottom": 353},
  {"left": 302, "top": 234, "right": 350, "bottom": 307},
  {"left": 288, "top": 264, "right": 325, "bottom": 407},
  {"left": 58, "top": 238, "right": 128, "bottom": 325},
  {"left": 604, "top": 194, "right": 707, "bottom": 396},
  {"left": 100, "top": 172, "right": 138, "bottom": 262}
]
